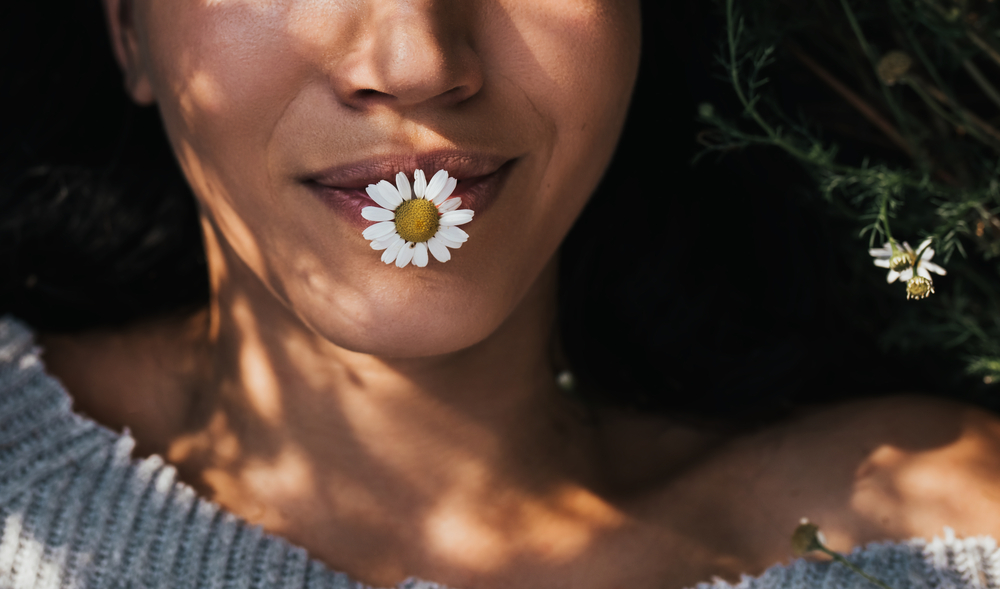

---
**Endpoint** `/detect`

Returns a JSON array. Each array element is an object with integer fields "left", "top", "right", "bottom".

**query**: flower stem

[
  {"left": 905, "top": 77, "right": 1000, "bottom": 152},
  {"left": 878, "top": 189, "right": 895, "bottom": 248},
  {"left": 968, "top": 30, "right": 1000, "bottom": 70},
  {"left": 725, "top": 0, "right": 809, "bottom": 161},
  {"left": 818, "top": 547, "right": 895, "bottom": 589},
  {"left": 786, "top": 42, "right": 913, "bottom": 159},
  {"left": 838, "top": 0, "right": 916, "bottom": 154}
]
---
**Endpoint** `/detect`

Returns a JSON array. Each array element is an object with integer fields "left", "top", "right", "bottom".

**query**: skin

[{"left": 36, "top": 1, "right": 1000, "bottom": 588}]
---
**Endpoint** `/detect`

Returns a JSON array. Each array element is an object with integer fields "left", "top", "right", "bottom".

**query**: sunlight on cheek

[
  {"left": 178, "top": 69, "right": 227, "bottom": 122},
  {"left": 203, "top": 0, "right": 282, "bottom": 8},
  {"left": 285, "top": 0, "right": 349, "bottom": 48}
]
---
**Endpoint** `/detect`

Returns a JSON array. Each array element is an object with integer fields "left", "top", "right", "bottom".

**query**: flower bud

[
  {"left": 791, "top": 519, "right": 825, "bottom": 556},
  {"left": 906, "top": 275, "right": 934, "bottom": 300},
  {"left": 877, "top": 51, "right": 913, "bottom": 85}
]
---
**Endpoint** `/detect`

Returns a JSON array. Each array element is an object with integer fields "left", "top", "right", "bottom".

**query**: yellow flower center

[
  {"left": 906, "top": 276, "right": 934, "bottom": 300},
  {"left": 394, "top": 199, "right": 439, "bottom": 243},
  {"left": 889, "top": 253, "right": 913, "bottom": 272}
]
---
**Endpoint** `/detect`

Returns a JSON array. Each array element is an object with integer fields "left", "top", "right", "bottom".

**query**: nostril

[
  {"left": 441, "top": 84, "right": 476, "bottom": 105},
  {"left": 349, "top": 85, "right": 471, "bottom": 108},
  {"left": 349, "top": 88, "right": 395, "bottom": 107}
]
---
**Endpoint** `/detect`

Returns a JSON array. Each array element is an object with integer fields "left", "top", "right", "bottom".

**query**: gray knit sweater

[{"left": 1, "top": 316, "right": 997, "bottom": 589}]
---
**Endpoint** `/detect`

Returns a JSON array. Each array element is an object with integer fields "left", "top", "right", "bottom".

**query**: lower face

[{"left": 135, "top": 0, "right": 642, "bottom": 357}]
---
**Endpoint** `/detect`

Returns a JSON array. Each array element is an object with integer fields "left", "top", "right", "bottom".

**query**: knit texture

[{"left": 1, "top": 315, "right": 998, "bottom": 589}]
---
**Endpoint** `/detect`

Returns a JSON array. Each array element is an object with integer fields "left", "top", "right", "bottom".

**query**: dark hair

[
  {"left": 1, "top": 2, "right": 207, "bottom": 332},
  {"left": 1, "top": 2, "right": 984, "bottom": 419}
]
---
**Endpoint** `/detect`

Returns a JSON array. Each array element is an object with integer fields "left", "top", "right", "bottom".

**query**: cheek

[
  {"left": 503, "top": 0, "right": 640, "bottom": 132},
  {"left": 144, "top": 3, "right": 301, "bottom": 142},
  {"left": 493, "top": 0, "right": 641, "bottom": 235},
  {"left": 138, "top": 2, "right": 340, "bottom": 279}
]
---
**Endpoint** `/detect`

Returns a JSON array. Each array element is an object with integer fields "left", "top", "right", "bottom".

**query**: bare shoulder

[
  {"left": 777, "top": 394, "right": 1000, "bottom": 458},
  {"left": 721, "top": 395, "right": 1000, "bottom": 555}
]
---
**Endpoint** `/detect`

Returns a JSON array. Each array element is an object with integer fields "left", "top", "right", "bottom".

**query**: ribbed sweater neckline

[{"left": 0, "top": 316, "right": 446, "bottom": 589}]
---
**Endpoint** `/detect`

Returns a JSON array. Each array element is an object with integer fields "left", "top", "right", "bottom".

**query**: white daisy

[
  {"left": 360, "top": 169, "right": 474, "bottom": 268},
  {"left": 869, "top": 238, "right": 946, "bottom": 284}
]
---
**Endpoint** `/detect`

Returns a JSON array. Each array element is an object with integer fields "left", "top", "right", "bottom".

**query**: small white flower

[
  {"left": 869, "top": 238, "right": 946, "bottom": 284},
  {"left": 360, "top": 169, "right": 474, "bottom": 268}
]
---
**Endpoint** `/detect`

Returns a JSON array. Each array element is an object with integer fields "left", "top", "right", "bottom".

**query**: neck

[{"left": 160, "top": 223, "right": 615, "bottom": 581}]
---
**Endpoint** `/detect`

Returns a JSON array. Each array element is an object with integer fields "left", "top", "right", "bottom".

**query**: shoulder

[
  {"left": 774, "top": 395, "right": 1000, "bottom": 500},
  {"left": 608, "top": 395, "right": 1000, "bottom": 584},
  {"left": 722, "top": 395, "right": 1000, "bottom": 556}
]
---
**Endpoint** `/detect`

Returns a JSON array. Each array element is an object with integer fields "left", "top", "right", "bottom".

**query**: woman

[{"left": 3, "top": 1, "right": 1000, "bottom": 588}]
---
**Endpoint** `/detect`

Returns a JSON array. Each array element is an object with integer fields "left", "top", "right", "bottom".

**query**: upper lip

[{"left": 304, "top": 150, "right": 511, "bottom": 189}]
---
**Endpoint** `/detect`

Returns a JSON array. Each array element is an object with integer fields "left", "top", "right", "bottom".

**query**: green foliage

[{"left": 701, "top": 0, "right": 1000, "bottom": 383}]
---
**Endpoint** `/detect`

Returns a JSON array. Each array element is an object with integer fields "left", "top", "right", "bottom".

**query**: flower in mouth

[{"left": 360, "top": 169, "right": 474, "bottom": 268}]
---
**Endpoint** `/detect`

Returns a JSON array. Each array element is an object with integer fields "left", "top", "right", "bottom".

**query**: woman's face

[{"left": 111, "top": 0, "right": 641, "bottom": 356}]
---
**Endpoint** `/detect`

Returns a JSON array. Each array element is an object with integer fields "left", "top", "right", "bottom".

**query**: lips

[{"left": 303, "top": 152, "right": 514, "bottom": 228}]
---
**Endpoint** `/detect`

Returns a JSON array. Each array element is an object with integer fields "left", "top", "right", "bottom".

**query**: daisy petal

[
  {"left": 435, "top": 235, "right": 463, "bottom": 249},
  {"left": 869, "top": 247, "right": 891, "bottom": 258},
  {"left": 377, "top": 180, "right": 403, "bottom": 208},
  {"left": 439, "top": 226, "right": 469, "bottom": 243},
  {"left": 920, "top": 248, "right": 936, "bottom": 261},
  {"left": 362, "top": 206, "right": 396, "bottom": 222},
  {"left": 425, "top": 170, "right": 449, "bottom": 202},
  {"left": 916, "top": 266, "right": 932, "bottom": 279},
  {"left": 923, "top": 261, "right": 946, "bottom": 275},
  {"left": 396, "top": 172, "right": 412, "bottom": 201},
  {"left": 433, "top": 177, "right": 458, "bottom": 205},
  {"left": 427, "top": 237, "right": 451, "bottom": 262},
  {"left": 887, "top": 270, "right": 900, "bottom": 283},
  {"left": 438, "top": 197, "right": 462, "bottom": 212},
  {"left": 873, "top": 259, "right": 892, "bottom": 268},
  {"left": 413, "top": 170, "right": 427, "bottom": 198},
  {"left": 370, "top": 234, "right": 399, "bottom": 250},
  {"left": 362, "top": 221, "right": 397, "bottom": 241},
  {"left": 396, "top": 242, "right": 415, "bottom": 268},
  {"left": 413, "top": 242, "right": 429, "bottom": 267},
  {"left": 917, "top": 238, "right": 933, "bottom": 252},
  {"left": 366, "top": 185, "right": 396, "bottom": 210},
  {"left": 381, "top": 237, "right": 405, "bottom": 264},
  {"left": 899, "top": 268, "right": 914, "bottom": 282},
  {"left": 440, "top": 210, "right": 474, "bottom": 226}
]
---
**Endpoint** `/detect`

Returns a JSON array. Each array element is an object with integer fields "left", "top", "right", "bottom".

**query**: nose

[{"left": 333, "top": 2, "right": 484, "bottom": 110}]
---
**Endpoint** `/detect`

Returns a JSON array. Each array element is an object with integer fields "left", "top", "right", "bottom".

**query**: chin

[
  {"left": 316, "top": 309, "right": 506, "bottom": 359},
  {"left": 293, "top": 281, "right": 512, "bottom": 359}
]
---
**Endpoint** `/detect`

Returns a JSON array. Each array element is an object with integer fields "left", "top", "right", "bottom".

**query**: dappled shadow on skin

[
  {"left": 619, "top": 397, "right": 975, "bottom": 584},
  {"left": 847, "top": 402, "right": 1000, "bottom": 542},
  {"left": 125, "top": 2, "right": 1000, "bottom": 587},
  {"left": 151, "top": 1, "right": 627, "bottom": 587}
]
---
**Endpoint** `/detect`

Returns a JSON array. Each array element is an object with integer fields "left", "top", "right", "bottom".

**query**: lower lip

[{"left": 307, "top": 160, "right": 514, "bottom": 230}]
